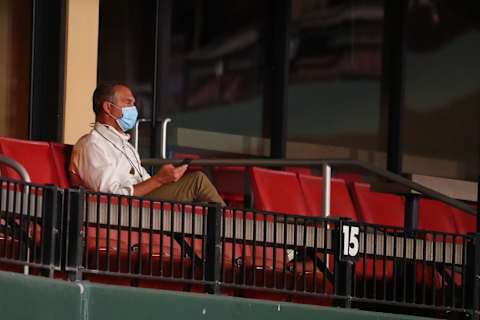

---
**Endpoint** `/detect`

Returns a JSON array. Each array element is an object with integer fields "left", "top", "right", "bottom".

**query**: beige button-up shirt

[{"left": 69, "top": 123, "right": 150, "bottom": 195}]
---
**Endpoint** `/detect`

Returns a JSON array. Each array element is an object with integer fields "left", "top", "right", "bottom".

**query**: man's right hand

[{"left": 153, "top": 164, "right": 188, "bottom": 185}]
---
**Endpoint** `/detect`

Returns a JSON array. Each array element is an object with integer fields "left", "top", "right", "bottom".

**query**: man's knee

[{"left": 186, "top": 170, "right": 207, "bottom": 182}]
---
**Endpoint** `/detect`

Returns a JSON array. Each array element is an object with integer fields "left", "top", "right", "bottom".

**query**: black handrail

[{"left": 141, "top": 158, "right": 476, "bottom": 216}]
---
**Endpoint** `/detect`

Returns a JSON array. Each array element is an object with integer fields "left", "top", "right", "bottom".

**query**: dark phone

[{"left": 174, "top": 158, "right": 192, "bottom": 167}]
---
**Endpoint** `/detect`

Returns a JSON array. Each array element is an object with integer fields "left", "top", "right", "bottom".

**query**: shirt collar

[{"left": 93, "top": 122, "right": 131, "bottom": 143}]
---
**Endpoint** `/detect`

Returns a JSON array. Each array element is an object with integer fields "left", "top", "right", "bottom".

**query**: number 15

[{"left": 342, "top": 225, "right": 360, "bottom": 257}]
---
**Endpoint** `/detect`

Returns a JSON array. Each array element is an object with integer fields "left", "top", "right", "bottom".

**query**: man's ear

[{"left": 102, "top": 100, "right": 112, "bottom": 115}]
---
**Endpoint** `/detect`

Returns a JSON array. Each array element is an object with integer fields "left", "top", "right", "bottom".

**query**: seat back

[
  {"left": 298, "top": 174, "right": 357, "bottom": 220},
  {"left": 351, "top": 182, "right": 405, "bottom": 227},
  {"left": 249, "top": 167, "right": 309, "bottom": 216},
  {"left": 50, "top": 142, "right": 73, "bottom": 189},
  {"left": 336, "top": 172, "right": 363, "bottom": 185},
  {"left": 451, "top": 207, "right": 476, "bottom": 235},
  {"left": 285, "top": 167, "right": 312, "bottom": 176},
  {"left": 418, "top": 199, "right": 458, "bottom": 234},
  {"left": 211, "top": 166, "right": 245, "bottom": 207},
  {"left": 0, "top": 136, "right": 59, "bottom": 185}
]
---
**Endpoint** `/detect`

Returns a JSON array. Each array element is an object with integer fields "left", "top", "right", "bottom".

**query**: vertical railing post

[
  {"left": 54, "top": 189, "right": 66, "bottom": 271},
  {"left": 404, "top": 194, "right": 419, "bottom": 231},
  {"left": 322, "top": 163, "right": 331, "bottom": 218},
  {"left": 65, "top": 187, "right": 85, "bottom": 281},
  {"left": 206, "top": 203, "right": 221, "bottom": 294},
  {"left": 323, "top": 163, "right": 332, "bottom": 269},
  {"left": 334, "top": 218, "right": 356, "bottom": 308},
  {"left": 41, "top": 184, "right": 59, "bottom": 278},
  {"left": 464, "top": 233, "right": 480, "bottom": 318}
]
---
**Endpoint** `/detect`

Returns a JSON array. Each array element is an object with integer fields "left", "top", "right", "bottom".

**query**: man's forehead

[{"left": 114, "top": 85, "right": 134, "bottom": 100}]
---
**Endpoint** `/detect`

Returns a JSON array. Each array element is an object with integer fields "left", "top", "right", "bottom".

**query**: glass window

[
  {"left": 97, "top": 0, "right": 156, "bottom": 156},
  {"left": 286, "top": 0, "right": 385, "bottom": 164},
  {"left": 166, "top": 0, "right": 267, "bottom": 158},
  {"left": 287, "top": 0, "right": 385, "bottom": 166},
  {"left": 403, "top": 0, "right": 480, "bottom": 180},
  {"left": 0, "top": 0, "right": 31, "bottom": 138}
]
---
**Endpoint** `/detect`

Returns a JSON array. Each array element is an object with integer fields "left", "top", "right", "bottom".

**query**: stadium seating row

[
  {"left": 249, "top": 167, "right": 477, "bottom": 296},
  {"left": 249, "top": 166, "right": 476, "bottom": 235}
]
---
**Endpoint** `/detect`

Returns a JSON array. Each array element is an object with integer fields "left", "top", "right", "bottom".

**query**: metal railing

[
  {"left": 131, "top": 118, "right": 171, "bottom": 159},
  {"left": 0, "top": 154, "right": 31, "bottom": 183},
  {"left": 141, "top": 158, "right": 477, "bottom": 217},
  {"left": 0, "top": 177, "right": 62, "bottom": 276}
]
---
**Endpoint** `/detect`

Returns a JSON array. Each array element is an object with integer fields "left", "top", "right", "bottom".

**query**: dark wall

[{"left": 29, "top": 0, "right": 66, "bottom": 142}]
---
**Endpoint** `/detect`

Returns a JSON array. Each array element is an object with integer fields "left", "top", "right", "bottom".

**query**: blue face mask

[{"left": 110, "top": 103, "right": 138, "bottom": 131}]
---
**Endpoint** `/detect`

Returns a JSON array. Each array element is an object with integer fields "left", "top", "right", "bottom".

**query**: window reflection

[
  {"left": 403, "top": 0, "right": 480, "bottom": 180},
  {"left": 167, "top": 0, "right": 266, "bottom": 157},
  {"left": 287, "top": 0, "right": 385, "bottom": 163}
]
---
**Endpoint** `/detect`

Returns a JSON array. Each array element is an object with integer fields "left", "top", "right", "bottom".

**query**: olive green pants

[{"left": 146, "top": 171, "right": 226, "bottom": 206}]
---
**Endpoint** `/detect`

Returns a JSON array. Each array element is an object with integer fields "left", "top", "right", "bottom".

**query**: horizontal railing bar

[
  {"left": 82, "top": 200, "right": 465, "bottom": 265},
  {"left": 141, "top": 158, "right": 476, "bottom": 215},
  {"left": 1, "top": 185, "right": 467, "bottom": 265}
]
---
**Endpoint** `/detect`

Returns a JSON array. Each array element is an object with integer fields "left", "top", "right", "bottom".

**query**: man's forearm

[
  {"left": 133, "top": 164, "right": 187, "bottom": 197},
  {"left": 133, "top": 178, "right": 163, "bottom": 197}
]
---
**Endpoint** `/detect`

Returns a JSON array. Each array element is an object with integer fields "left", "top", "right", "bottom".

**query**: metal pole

[
  {"left": 160, "top": 118, "right": 171, "bottom": 159},
  {"left": 322, "top": 163, "right": 331, "bottom": 217},
  {"left": 131, "top": 118, "right": 151, "bottom": 151},
  {"left": 383, "top": 0, "right": 409, "bottom": 174},
  {"left": 151, "top": 0, "right": 172, "bottom": 158},
  {"left": 0, "top": 154, "right": 31, "bottom": 182},
  {"left": 263, "top": 0, "right": 290, "bottom": 158}
]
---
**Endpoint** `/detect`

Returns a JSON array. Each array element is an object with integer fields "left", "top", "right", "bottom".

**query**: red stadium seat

[
  {"left": 348, "top": 183, "right": 405, "bottom": 283},
  {"left": 348, "top": 186, "right": 442, "bottom": 287},
  {"left": 49, "top": 142, "right": 73, "bottom": 189},
  {"left": 285, "top": 167, "right": 312, "bottom": 176},
  {"left": 451, "top": 206, "right": 477, "bottom": 235},
  {"left": 351, "top": 182, "right": 405, "bottom": 227},
  {"left": 247, "top": 168, "right": 334, "bottom": 303},
  {"left": 0, "top": 137, "right": 73, "bottom": 190},
  {"left": 417, "top": 199, "right": 464, "bottom": 290},
  {"left": 298, "top": 175, "right": 357, "bottom": 220},
  {"left": 418, "top": 199, "right": 457, "bottom": 235},
  {"left": 249, "top": 167, "right": 309, "bottom": 216},
  {"left": 336, "top": 172, "right": 363, "bottom": 185},
  {"left": 449, "top": 205, "right": 476, "bottom": 288},
  {"left": 0, "top": 232, "right": 23, "bottom": 273},
  {"left": 0, "top": 137, "right": 58, "bottom": 185},
  {"left": 211, "top": 166, "right": 245, "bottom": 207},
  {"left": 135, "top": 237, "right": 203, "bottom": 292}
]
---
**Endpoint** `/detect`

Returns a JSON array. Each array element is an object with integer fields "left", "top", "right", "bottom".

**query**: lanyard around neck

[{"left": 94, "top": 128, "right": 144, "bottom": 179}]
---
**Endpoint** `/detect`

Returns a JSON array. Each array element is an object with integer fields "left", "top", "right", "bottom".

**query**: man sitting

[{"left": 69, "top": 83, "right": 225, "bottom": 205}]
